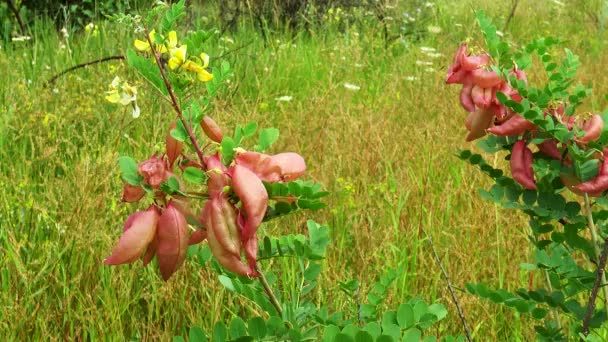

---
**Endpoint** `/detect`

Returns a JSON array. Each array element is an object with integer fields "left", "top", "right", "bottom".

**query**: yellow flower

[
  {"left": 105, "top": 76, "right": 141, "bottom": 118},
  {"left": 168, "top": 44, "right": 188, "bottom": 70},
  {"left": 134, "top": 29, "right": 167, "bottom": 53},
  {"left": 183, "top": 53, "right": 213, "bottom": 82}
]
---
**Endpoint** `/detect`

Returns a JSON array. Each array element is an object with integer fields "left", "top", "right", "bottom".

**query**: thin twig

[
  {"left": 583, "top": 194, "right": 608, "bottom": 310},
  {"left": 46, "top": 55, "right": 125, "bottom": 86},
  {"left": 543, "top": 268, "right": 562, "bottom": 330},
  {"left": 144, "top": 28, "right": 207, "bottom": 169},
  {"left": 502, "top": 0, "right": 519, "bottom": 33},
  {"left": 582, "top": 236, "right": 608, "bottom": 337},
  {"left": 254, "top": 264, "right": 283, "bottom": 316},
  {"left": 417, "top": 153, "right": 473, "bottom": 342},
  {"left": 5, "top": 0, "right": 27, "bottom": 36}
]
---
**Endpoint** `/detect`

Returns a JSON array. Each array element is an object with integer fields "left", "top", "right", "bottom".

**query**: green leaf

[
  {"left": 212, "top": 322, "right": 227, "bottom": 342},
  {"left": 218, "top": 275, "right": 235, "bottom": 292},
  {"left": 118, "top": 156, "right": 142, "bottom": 185},
  {"left": 322, "top": 326, "right": 340, "bottom": 342},
  {"left": 229, "top": 317, "right": 247, "bottom": 339},
  {"left": 221, "top": 136, "right": 236, "bottom": 164},
  {"left": 308, "top": 220, "right": 330, "bottom": 256},
  {"left": 126, "top": 49, "right": 168, "bottom": 96},
  {"left": 428, "top": 304, "right": 448, "bottom": 321},
  {"left": 396, "top": 304, "right": 415, "bottom": 329},
  {"left": 255, "top": 128, "right": 280, "bottom": 152},
  {"left": 189, "top": 326, "right": 207, "bottom": 342},
  {"left": 161, "top": 0, "right": 186, "bottom": 33},
  {"left": 247, "top": 317, "right": 266, "bottom": 340},
  {"left": 402, "top": 328, "right": 422, "bottom": 342},
  {"left": 184, "top": 167, "right": 207, "bottom": 184},
  {"left": 171, "top": 120, "right": 189, "bottom": 142},
  {"left": 375, "top": 336, "right": 395, "bottom": 342},
  {"left": 174, "top": 337, "right": 185, "bottom": 342},
  {"left": 354, "top": 331, "right": 373, "bottom": 342},
  {"left": 243, "top": 122, "right": 258, "bottom": 137},
  {"left": 361, "top": 322, "right": 381, "bottom": 338}
]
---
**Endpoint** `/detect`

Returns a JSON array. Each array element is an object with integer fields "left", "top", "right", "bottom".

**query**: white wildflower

[
  {"left": 275, "top": 95, "right": 293, "bottom": 102},
  {"left": 343, "top": 83, "right": 361, "bottom": 91}
]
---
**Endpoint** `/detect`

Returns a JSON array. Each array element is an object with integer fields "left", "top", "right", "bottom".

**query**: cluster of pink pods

[
  {"left": 447, "top": 44, "right": 607, "bottom": 194},
  {"left": 105, "top": 116, "right": 306, "bottom": 279}
]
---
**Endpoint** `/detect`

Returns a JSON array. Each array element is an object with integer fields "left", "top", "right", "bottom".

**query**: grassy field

[{"left": 2, "top": 0, "right": 608, "bottom": 340}]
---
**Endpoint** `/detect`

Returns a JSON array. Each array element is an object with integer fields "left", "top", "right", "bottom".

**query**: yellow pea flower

[
  {"left": 105, "top": 76, "right": 141, "bottom": 118},
  {"left": 168, "top": 44, "right": 187, "bottom": 70},
  {"left": 134, "top": 29, "right": 167, "bottom": 53},
  {"left": 183, "top": 53, "right": 213, "bottom": 82}
]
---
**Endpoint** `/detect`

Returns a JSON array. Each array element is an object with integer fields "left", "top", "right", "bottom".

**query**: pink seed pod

[
  {"left": 510, "top": 140, "right": 537, "bottom": 190},
  {"left": 105, "top": 206, "right": 159, "bottom": 265},
  {"left": 188, "top": 229, "right": 207, "bottom": 245},
  {"left": 121, "top": 183, "right": 145, "bottom": 203},
  {"left": 460, "top": 83, "right": 476, "bottom": 112},
  {"left": 576, "top": 150, "right": 608, "bottom": 195},
  {"left": 487, "top": 114, "right": 535, "bottom": 136},
  {"left": 576, "top": 114, "right": 604, "bottom": 144},
  {"left": 471, "top": 85, "right": 493, "bottom": 109},
  {"left": 235, "top": 152, "right": 281, "bottom": 182},
  {"left": 471, "top": 68, "right": 502, "bottom": 88},
  {"left": 446, "top": 43, "right": 468, "bottom": 84},
  {"left": 166, "top": 121, "right": 183, "bottom": 168},
  {"left": 156, "top": 201, "right": 189, "bottom": 280},
  {"left": 461, "top": 52, "right": 491, "bottom": 71},
  {"left": 465, "top": 109, "right": 494, "bottom": 141},
  {"left": 229, "top": 165, "right": 268, "bottom": 241},
  {"left": 201, "top": 116, "right": 223, "bottom": 143},
  {"left": 203, "top": 201, "right": 256, "bottom": 277},
  {"left": 536, "top": 139, "right": 562, "bottom": 160},
  {"left": 210, "top": 196, "right": 242, "bottom": 256}
]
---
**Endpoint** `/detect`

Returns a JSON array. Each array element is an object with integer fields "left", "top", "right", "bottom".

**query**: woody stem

[
  {"left": 255, "top": 264, "right": 283, "bottom": 316},
  {"left": 144, "top": 28, "right": 207, "bottom": 169},
  {"left": 583, "top": 194, "right": 608, "bottom": 311}
]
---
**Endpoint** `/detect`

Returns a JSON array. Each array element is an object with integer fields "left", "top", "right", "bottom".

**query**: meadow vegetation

[{"left": 1, "top": 0, "right": 608, "bottom": 339}]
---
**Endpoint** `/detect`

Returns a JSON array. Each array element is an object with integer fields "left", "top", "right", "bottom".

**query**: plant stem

[
  {"left": 583, "top": 194, "right": 608, "bottom": 310},
  {"left": 582, "top": 236, "right": 608, "bottom": 337},
  {"left": 144, "top": 29, "right": 207, "bottom": 169},
  {"left": 543, "top": 268, "right": 562, "bottom": 330},
  {"left": 46, "top": 55, "right": 125, "bottom": 86},
  {"left": 254, "top": 264, "right": 283, "bottom": 316},
  {"left": 5, "top": 0, "right": 27, "bottom": 36}
]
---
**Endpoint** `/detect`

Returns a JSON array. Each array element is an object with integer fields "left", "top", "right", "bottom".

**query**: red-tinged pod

[
  {"left": 210, "top": 197, "right": 242, "bottom": 256},
  {"left": 465, "top": 110, "right": 494, "bottom": 141},
  {"left": 121, "top": 183, "right": 145, "bottom": 203},
  {"left": 105, "top": 206, "right": 159, "bottom": 265},
  {"left": 235, "top": 151, "right": 281, "bottom": 182},
  {"left": 471, "top": 68, "right": 502, "bottom": 88},
  {"left": 537, "top": 139, "right": 562, "bottom": 160},
  {"left": 487, "top": 114, "right": 535, "bottom": 136},
  {"left": 577, "top": 114, "right": 604, "bottom": 144},
  {"left": 203, "top": 201, "right": 255, "bottom": 277},
  {"left": 142, "top": 235, "right": 157, "bottom": 266},
  {"left": 201, "top": 116, "right": 223, "bottom": 143},
  {"left": 156, "top": 201, "right": 189, "bottom": 280},
  {"left": 271, "top": 153, "right": 306, "bottom": 181},
  {"left": 206, "top": 153, "right": 229, "bottom": 198},
  {"left": 229, "top": 165, "right": 268, "bottom": 241},
  {"left": 188, "top": 229, "right": 207, "bottom": 245},
  {"left": 461, "top": 53, "right": 491, "bottom": 71},
  {"left": 460, "top": 83, "right": 475, "bottom": 112},
  {"left": 243, "top": 235, "right": 259, "bottom": 270},
  {"left": 166, "top": 122, "right": 183, "bottom": 168},
  {"left": 510, "top": 141, "right": 537, "bottom": 190},
  {"left": 446, "top": 43, "right": 467, "bottom": 84},
  {"left": 471, "top": 85, "right": 492, "bottom": 109},
  {"left": 576, "top": 151, "right": 608, "bottom": 194}
]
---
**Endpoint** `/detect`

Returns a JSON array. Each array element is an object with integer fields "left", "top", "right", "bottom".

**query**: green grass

[{"left": 2, "top": 0, "right": 608, "bottom": 340}]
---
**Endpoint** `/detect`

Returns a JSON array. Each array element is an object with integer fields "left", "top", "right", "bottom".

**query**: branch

[
  {"left": 5, "top": 0, "right": 27, "bottom": 36},
  {"left": 45, "top": 55, "right": 125, "bottom": 87},
  {"left": 583, "top": 194, "right": 608, "bottom": 310},
  {"left": 502, "top": 0, "right": 520, "bottom": 33},
  {"left": 581, "top": 236, "right": 608, "bottom": 337},
  {"left": 255, "top": 264, "right": 283, "bottom": 316},
  {"left": 144, "top": 28, "right": 207, "bottom": 169},
  {"left": 417, "top": 165, "right": 473, "bottom": 342}
]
